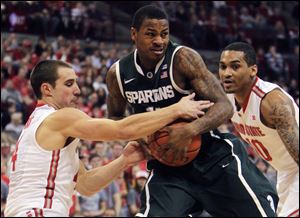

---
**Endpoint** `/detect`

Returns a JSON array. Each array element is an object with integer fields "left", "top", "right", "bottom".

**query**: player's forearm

[
  {"left": 77, "top": 156, "right": 127, "bottom": 196},
  {"left": 278, "top": 125, "right": 299, "bottom": 166},
  {"left": 188, "top": 100, "right": 233, "bottom": 136},
  {"left": 117, "top": 104, "right": 180, "bottom": 140}
]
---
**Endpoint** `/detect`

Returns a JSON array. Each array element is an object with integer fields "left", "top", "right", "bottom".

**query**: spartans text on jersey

[{"left": 125, "top": 85, "right": 175, "bottom": 104}]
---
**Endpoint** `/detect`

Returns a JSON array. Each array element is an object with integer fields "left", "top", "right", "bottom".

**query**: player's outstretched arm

[
  {"left": 76, "top": 141, "right": 145, "bottom": 196},
  {"left": 46, "top": 93, "right": 211, "bottom": 144},
  {"left": 261, "top": 89, "right": 299, "bottom": 165}
]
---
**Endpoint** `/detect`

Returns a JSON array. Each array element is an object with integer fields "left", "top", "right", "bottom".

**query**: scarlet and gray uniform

[
  {"left": 5, "top": 104, "right": 79, "bottom": 217},
  {"left": 228, "top": 77, "right": 299, "bottom": 217}
]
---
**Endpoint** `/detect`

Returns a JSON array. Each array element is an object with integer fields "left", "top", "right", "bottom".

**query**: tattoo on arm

[
  {"left": 174, "top": 48, "right": 233, "bottom": 133},
  {"left": 270, "top": 102, "right": 299, "bottom": 165}
]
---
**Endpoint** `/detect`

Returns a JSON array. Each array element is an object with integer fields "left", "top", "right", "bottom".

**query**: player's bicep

[
  {"left": 106, "top": 63, "right": 127, "bottom": 119},
  {"left": 175, "top": 48, "right": 226, "bottom": 102},
  {"left": 262, "top": 90, "right": 299, "bottom": 163},
  {"left": 70, "top": 117, "right": 122, "bottom": 141},
  {"left": 53, "top": 108, "right": 122, "bottom": 141}
]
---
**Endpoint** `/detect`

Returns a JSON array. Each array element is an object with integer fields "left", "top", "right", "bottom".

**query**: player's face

[
  {"left": 131, "top": 18, "right": 169, "bottom": 63},
  {"left": 51, "top": 67, "right": 81, "bottom": 109},
  {"left": 219, "top": 50, "right": 257, "bottom": 94}
]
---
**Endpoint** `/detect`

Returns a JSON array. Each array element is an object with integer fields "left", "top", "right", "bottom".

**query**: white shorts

[{"left": 277, "top": 168, "right": 299, "bottom": 217}]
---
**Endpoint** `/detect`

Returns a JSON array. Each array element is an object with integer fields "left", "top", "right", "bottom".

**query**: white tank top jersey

[
  {"left": 4, "top": 104, "right": 80, "bottom": 217},
  {"left": 227, "top": 77, "right": 299, "bottom": 217},
  {"left": 227, "top": 77, "right": 298, "bottom": 172}
]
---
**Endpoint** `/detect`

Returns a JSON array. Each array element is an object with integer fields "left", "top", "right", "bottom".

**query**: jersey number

[{"left": 245, "top": 138, "right": 272, "bottom": 161}]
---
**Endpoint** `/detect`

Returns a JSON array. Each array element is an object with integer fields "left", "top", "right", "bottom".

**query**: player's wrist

[
  {"left": 117, "top": 155, "right": 128, "bottom": 170},
  {"left": 171, "top": 103, "right": 183, "bottom": 119}
]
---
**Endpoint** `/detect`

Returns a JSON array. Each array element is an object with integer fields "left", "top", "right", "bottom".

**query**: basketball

[{"left": 147, "top": 121, "right": 201, "bottom": 167}]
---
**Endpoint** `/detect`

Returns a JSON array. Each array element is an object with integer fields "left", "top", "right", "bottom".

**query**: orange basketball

[{"left": 147, "top": 121, "right": 201, "bottom": 167}]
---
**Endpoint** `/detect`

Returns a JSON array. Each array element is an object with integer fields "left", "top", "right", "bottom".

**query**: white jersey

[
  {"left": 228, "top": 77, "right": 299, "bottom": 217},
  {"left": 5, "top": 104, "right": 80, "bottom": 217}
]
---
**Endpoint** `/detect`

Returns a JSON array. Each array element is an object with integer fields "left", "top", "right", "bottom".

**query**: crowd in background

[{"left": 1, "top": 1, "right": 299, "bottom": 217}]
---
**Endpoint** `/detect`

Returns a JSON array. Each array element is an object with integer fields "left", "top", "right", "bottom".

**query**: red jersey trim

[
  {"left": 33, "top": 208, "right": 44, "bottom": 217},
  {"left": 43, "top": 150, "right": 60, "bottom": 208},
  {"left": 288, "top": 209, "right": 299, "bottom": 217},
  {"left": 36, "top": 102, "right": 46, "bottom": 107},
  {"left": 252, "top": 88, "right": 264, "bottom": 98},
  {"left": 242, "top": 77, "right": 259, "bottom": 112}
]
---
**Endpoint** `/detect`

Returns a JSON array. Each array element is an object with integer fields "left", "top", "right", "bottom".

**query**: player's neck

[
  {"left": 136, "top": 53, "right": 156, "bottom": 72},
  {"left": 37, "top": 98, "right": 60, "bottom": 110},
  {"left": 234, "top": 77, "right": 257, "bottom": 107}
]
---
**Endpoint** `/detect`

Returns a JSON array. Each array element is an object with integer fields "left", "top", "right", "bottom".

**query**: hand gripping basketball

[{"left": 147, "top": 121, "right": 201, "bottom": 167}]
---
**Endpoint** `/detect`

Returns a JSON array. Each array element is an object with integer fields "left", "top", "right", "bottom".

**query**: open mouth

[
  {"left": 222, "top": 80, "right": 235, "bottom": 88},
  {"left": 151, "top": 48, "right": 164, "bottom": 55}
]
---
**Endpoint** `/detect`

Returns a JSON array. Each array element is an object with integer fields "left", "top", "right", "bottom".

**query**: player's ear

[
  {"left": 250, "top": 64, "right": 258, "bottom": 78},
  {"left": 41, "top": 83, "right": 53, "bottom": 97},
  {"left": 131, "top": 27, "right": 137, "bottom": 43}
]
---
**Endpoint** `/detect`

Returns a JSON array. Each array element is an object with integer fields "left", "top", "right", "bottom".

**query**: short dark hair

[
  {"left": 223, "top": 42, "right": 257, "bottom": 66},
  {"left": 30, "top": 60, "right": 72, "bottom": 99},
  {"left": 132, "top": 5, "right": 168, "bottom": 31}
]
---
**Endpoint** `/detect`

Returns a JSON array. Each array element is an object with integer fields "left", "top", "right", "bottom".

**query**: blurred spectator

[
  {"left": 116, "top": 172, "right": 130, "bottom": 217},
  {"left": 85, "top": 3, "right": 112, "bottom": 40},
  {"left": 111, "top": 141, "right": 124, "bottom": 160},
  {"left": 4, "top": 112, "right": 24, "bottom": 139},
  {"left": 1, "top": 179, "right": 9, "bottom": 217},
  {"left": 78, "top": 154, "right": 108, "bottom": 217},
  {"left": 1, "top": 158, "right": 9, "bottom": 185},
  {"left": 265, "top": 45, "right": 285, "bottom": 81},
  {"left": 94, "top": 141, "right": 111, "bottom": 163},
  {"left": 1, "top": 80, "right": 23, "bottom": 108},
  {"left": 103, "top": 173, "right": 121, "bottom": 216},
  {"left": 127, "top": 170, "right": 149, "bottom": 216},
  {"left": 11, "top": 65, "right": 28, "bottom": 93},
  {"left": 1, "top": 101, "right": 17, "bottom": 130},
  {"left": 289, "top": 45, "right": 299, "bottom": 81}
]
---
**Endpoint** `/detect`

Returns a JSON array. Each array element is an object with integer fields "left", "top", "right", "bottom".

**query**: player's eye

[
  {"left": 161, "top": 32, "right": 168, "bottom": 37},
  {"left": 146, "top": 32, "right": 155, "bottom": 37},
  {"left": 219, "top": 64, "right": 226, "bottom": 70},
  {"left": 231, "top": 65, "right": 240, "bottom": 70},
  {"left": 65, "top": 82, "right": 73, "bottom": 87}
]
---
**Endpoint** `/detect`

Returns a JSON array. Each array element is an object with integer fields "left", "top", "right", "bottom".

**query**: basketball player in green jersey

[{"left": 106, "top": 5, "right": 278, "bottom": 217}]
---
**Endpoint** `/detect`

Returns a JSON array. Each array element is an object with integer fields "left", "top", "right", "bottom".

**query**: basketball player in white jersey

[
  {"left": 219, "top": 42, "right": 299, "bottom": 217},
  {"left": 4, "top": 60, "right": 212, "bottom": 217}
]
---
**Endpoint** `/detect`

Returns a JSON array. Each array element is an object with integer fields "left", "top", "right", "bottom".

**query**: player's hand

[
  {"left": 137, "top": 138, "right": 154, "bottom": 160},
  {"left": 156, "top": 125, "right": 193, "bottom": 164},
  {"left": 122, "top": 141, "right": 146, "bottom": 167},
  {"left": 176, "top": 93, "right": 214, "bottom": 120}
]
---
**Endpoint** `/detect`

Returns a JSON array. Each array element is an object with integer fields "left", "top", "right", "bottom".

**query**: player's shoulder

[
  {"left": 175, "top": 46, "right": 199, "bottom": 58},
  {"left": 260, "top": 88, "right": 293, "bottom": 121},
  {"left": 46, "top": 107, "right": 88, "bottom": 125},
  {"left": 262, "top": 88, "right": 292, "bottom": 106}
]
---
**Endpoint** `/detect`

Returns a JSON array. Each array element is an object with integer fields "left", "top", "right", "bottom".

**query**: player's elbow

[
  {"left": 78, "top": 189, "right": 95, "bottom": 197},
  {"left": 76, "top": 185, "right": 96, "bottom": 197}
]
